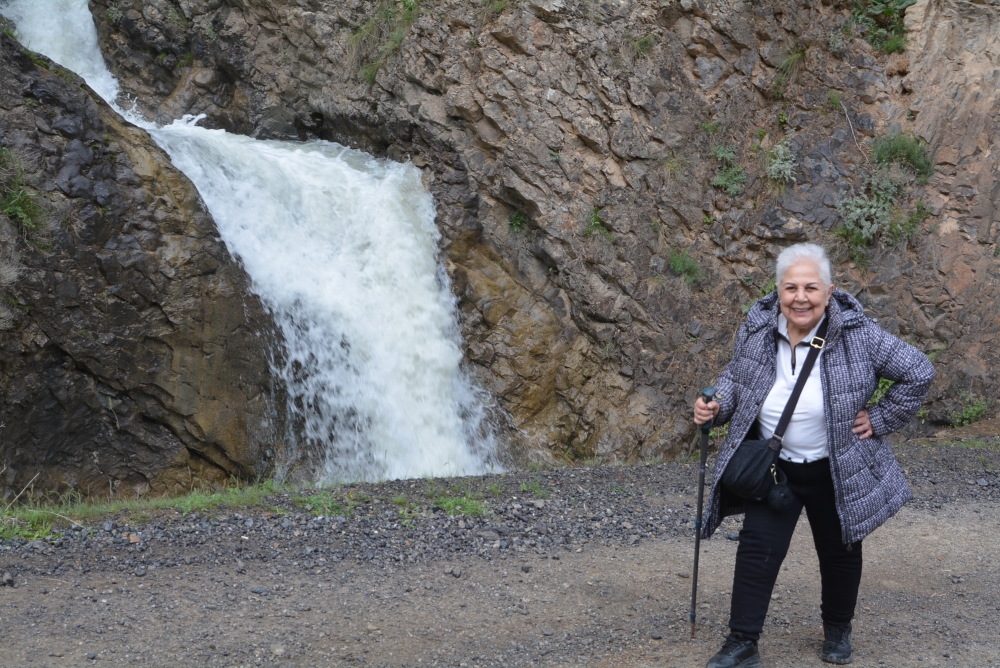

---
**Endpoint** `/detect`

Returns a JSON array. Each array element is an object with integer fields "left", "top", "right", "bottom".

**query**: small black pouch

[{"left": 766, "top": 464, "right": 797, "bottom": 511}]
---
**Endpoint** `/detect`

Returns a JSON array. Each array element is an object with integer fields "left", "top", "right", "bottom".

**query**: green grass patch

[
  {"left": 626, "top": 34, "right": 655, "bottom": 58},
  {"left": 292, "top": 490, "right": 349, "bottom": 516},
  {"left": 872, "top": 131, "right": 933, "bottom": 183},
  {"left": 869, "top": 377, "right": 894, "bottom": 405},
  {"left": 519, "top": 480, "right": 551, "bottom": 500},
  {"left": 584, "top": 207, "right": 613, "bottom": 241},
  {"left": 701, "top": 121, "right": 721, "bottom": 135},
  {"left": 0, "top": 480, "right": 287, "bottom": 540},
  {"left": 434, "top": 496, "right": 486, "bottom": 516},
  {"left": 668, "top": 248, "right": 702, "bottom": 284}
]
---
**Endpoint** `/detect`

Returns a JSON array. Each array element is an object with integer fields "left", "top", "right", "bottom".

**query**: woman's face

[{"left": 779, "top": 261, "right": 833, "bottom": 334}]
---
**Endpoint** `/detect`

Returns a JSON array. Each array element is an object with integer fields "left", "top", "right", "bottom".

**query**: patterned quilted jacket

[{"left": 702, "top": 289, "right": 935, "bottom": 544}]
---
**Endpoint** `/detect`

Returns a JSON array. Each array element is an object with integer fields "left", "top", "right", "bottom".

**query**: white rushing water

[{"left": 2, "top": 0, "right": 497, "bottom": 481}]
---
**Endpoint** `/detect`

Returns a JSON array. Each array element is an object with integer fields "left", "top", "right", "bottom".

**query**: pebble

[{"left": 133, "top": 567, "right": 145, "bottom": 577}]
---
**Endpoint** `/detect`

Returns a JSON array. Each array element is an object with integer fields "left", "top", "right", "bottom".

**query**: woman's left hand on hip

[{"left": 853, "top": 409, "right": 873, "bottom": 440}]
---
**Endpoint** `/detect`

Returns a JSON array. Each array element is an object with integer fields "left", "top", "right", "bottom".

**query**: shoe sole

[
  {"left": 820, "top": 652, "right": 853, "bottom": 665},
  {"left": 706, "top": 652, "right": 763, "bottom": 668}
]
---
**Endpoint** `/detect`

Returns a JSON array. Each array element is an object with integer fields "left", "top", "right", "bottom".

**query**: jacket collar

[{"left": 745, "top": 288, "right": 866, "bottom": 346}]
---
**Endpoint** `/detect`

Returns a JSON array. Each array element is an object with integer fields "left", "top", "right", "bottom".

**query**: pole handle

[{"left": 700, "top": 386, "right": 716, "bottom": 433}]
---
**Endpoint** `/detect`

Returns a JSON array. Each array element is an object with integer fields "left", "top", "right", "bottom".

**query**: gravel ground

[{"left": 0, "top": 441, "right": 997, "bottom": 667}]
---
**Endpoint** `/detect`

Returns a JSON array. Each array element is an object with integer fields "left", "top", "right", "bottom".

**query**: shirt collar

[{"left": 777, "top": 312, "right": 826, "bottom": 345}]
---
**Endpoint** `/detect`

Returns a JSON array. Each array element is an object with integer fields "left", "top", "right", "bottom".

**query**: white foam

[{"left": 2, "top": 0, "right": 499, "bottom": 481}]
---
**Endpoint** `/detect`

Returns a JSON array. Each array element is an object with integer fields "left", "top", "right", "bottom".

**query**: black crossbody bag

[{"left": 722, "top": 318, "right": 828, "bottom": 509}]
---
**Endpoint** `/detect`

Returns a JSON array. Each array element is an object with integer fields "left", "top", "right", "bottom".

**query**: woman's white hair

[{"left": 775, "top": 243, "right": 832, "bottom": 287}]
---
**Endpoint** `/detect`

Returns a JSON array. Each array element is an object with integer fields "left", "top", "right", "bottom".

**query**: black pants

[{"left": 728, "top": 458, "right": 863, "bottom": 641}]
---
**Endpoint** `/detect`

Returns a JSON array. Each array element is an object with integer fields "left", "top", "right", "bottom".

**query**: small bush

[
  {"left": 584, "top": 208, "right": 613, "bottom": 240},
  {"left": 828, "top": 30, "right": 847, "bottom": 54},
  {"left": 951, "top": 396, "right": 989, "bottom": 427},
  {"left": 836, "top": 166, "right": 908, "bottom": 257},
  {"left": 711, "top": 166, "right": 746, "bottom": 196},
  {"left": 508, "top": 210, "right": 528, "bottom": 232},
  {"left": 852, "top": 0, "right": 916, "bottom": 54},
  {"left": 105, "top": 3, "right": 123, "bottom": 25},
  {"left": 177, "top": 53, "right": 195, "bottom": 69},
  {"left": 766, "top": 132, "right": 797, "bottom": 184},
  {"left": 872, "top": 131, "right": 933, "bottom": 183},
  {"left": 711, "top": 144, "right": 737, "bottom": 165},
  {"left": 668, "top": 249, "right": 702, "bottom": 284}
]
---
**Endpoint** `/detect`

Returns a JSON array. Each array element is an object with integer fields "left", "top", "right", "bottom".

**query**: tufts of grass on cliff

[{"left": 348, "top": 0, "right": 420, "bottom": 83}]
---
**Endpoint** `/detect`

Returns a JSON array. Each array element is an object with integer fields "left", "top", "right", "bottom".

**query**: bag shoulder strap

[{"left": 769, "top": 317, "right": 829, "bottom": 451}]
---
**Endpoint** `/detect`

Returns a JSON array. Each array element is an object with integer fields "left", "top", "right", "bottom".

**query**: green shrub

[
  {"left": 835, "top": 166, "right": 909, "bottom": 259},
  {"left": 711, "top": 144, "right": 737, "bottom": 165},
  {"left": 766, "top": 132, "right": 797, "bottom": 183},
  {"left": 105, "top": 3, "right": 123, "bottom": 26},
  {"left": 668, "top": 249, "right": 702, "bottom": 284},
  {"left": 584, "top": 208, "right": 613, "bottom": 240},
  {"left": 851, "top": 0, "right": 916, "bottom": 53},
  {"left": 951, "top": 396, "right": 989, "bottom": 427},
  {"left": 508, "top": 210, "right": 528, "bottom": 232},
  {"left": 711, "top": 166, "right": 746, "bottom": 196},
  {"left": 872, "top": 131, "right": 933, "bottom": 183}
]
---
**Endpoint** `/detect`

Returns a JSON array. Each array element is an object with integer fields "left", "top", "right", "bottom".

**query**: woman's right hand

[{"left": 693, "top": 396, "right": 720, "bottom": 425}]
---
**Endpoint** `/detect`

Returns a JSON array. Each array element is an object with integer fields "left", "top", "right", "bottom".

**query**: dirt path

[{"left": 0, "top": 443, "right": 997, "bottom": 667}]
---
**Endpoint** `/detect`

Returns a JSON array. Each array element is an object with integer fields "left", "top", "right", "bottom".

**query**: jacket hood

[{"left": 743, "top": 288, "right": 868, "bottom": 339}]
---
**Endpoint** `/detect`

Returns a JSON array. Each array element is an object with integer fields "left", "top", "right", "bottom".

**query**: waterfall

[{"left": 1, "top": 0, "right": 498, "bottom": 481}]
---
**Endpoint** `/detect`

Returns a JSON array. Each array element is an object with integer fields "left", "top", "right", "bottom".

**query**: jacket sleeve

[
  {"left": 712, "top": 321, "right": 749, "bottom": 426},
  {"left": 864, "top": 320, "right": 936, "bottom": 437}
]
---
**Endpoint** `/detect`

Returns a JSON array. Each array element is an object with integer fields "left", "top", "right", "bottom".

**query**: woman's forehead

[{"left": 781, "top": 262, "right": 823, "bottom": 283}]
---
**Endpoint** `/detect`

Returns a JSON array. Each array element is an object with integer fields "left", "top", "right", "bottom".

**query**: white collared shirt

[{"left": 757, "top": 313, "right": 829, "bottom": 463}]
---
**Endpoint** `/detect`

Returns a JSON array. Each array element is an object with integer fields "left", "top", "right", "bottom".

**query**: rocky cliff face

[
  {"left": 0, "top": 31, "right": 279, "bottom": 498},
  {"left": 87, "top": 0, "right": 1000, "bottom": 461}
]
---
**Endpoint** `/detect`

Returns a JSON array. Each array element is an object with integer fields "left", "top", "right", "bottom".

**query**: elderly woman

[{"left": 693, "top": 243, "right": 934, "bottom": 668}]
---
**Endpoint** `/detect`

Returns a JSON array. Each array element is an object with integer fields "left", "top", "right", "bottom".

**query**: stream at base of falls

[{"left": 1, "top": 0, "right": 499, "bottom": 481}]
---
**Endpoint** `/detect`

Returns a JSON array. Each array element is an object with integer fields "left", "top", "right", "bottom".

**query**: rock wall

[
  {"left": 87, "top": 0, "right": 1000, "bottom": 460},
  {"left": 0, "top": 31, "right": 280, "bottom": 498}
]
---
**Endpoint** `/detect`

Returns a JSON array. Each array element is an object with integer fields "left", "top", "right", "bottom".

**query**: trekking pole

[{"left": 690, "top": 386, "right": 716, "bottom": 639}]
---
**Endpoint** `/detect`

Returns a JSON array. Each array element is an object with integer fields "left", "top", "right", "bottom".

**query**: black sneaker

[
  {"left": 706, "top": 636, "right": 763, "bottom": 668},
  {"left": 821, "top": 622, "right": 853, "bottom": 664}
]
